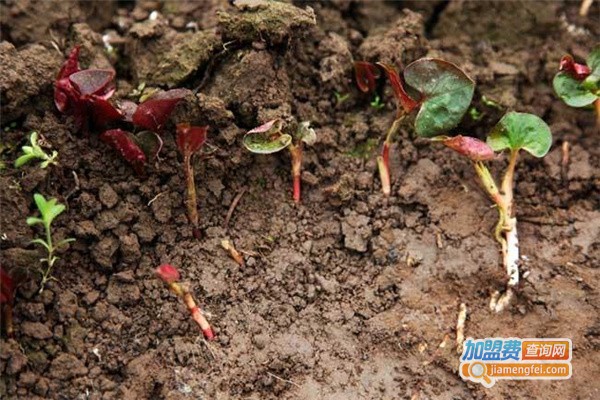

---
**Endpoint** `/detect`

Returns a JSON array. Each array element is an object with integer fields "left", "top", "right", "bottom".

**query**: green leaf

[
  {"left": 587, "top": 45, "right": 600, "bottom": 76},
  {"left": 33, "top": 193, "right": 66, "bottom": 226},
  {"left": 31, "top": 238, "right": 50, "bottom": 250},
  {"left": 553, "top": 72, "right": 597, "bottom": 107},
  {"left": 243, "top": 119, "right": 292, "bottom": 154},
  {"left": 404, "top": 58, "right": 475, "bottom": 138},
  {"left": 56, "top": 238, "right": 76, "bottom": 249},
  {"left": 15, "top": 154, "right": 36, "bottom": 168},
  {"left": 26, "top": 217, "right": 44, "bottom": 226},
  {"left": 487, "top": 112, "right": 552, "bottom": 158}
]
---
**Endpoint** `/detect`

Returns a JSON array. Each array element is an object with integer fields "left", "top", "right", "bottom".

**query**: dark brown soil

[{"left": 1, "top": 1, "right": 599, "bottom": 399}]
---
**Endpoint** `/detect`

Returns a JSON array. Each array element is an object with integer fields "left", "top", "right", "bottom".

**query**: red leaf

[
  {"left": 132, "top": 89, "right": 189, "bottom": 131},
  {"left": 88, "top": 96, "right": 123, "bottom": 127},
  {"left": 377, "top": 62, "right": 420, "bottom": 113},
  {"left": 176, "top": 123, "right": 208, "bottom": 155},
  {"left": 442, "top": 135, "right": 495, "bottom": 161},
  {"left": 57, "top": 46, "right": 81, "bottom": 80},
  {"left": 69, "top": 69, "right": 115, "bottom": 96},
  {"left": 559, "top": 55, "right": 591, "bottom": 81},
  {"left": 354, "top": 61, "right": 380, "bottom": 93},
  {"left": 156, "top": 264, "right": 181, "bottom": 284},
  {"left": 0, "top": 267, "right": 15, "bottom": 304},
  {"left": 100, "top": 129, "right": 147, "bottom": 175},
  {"left": 54, "top": 78, "right": 77, "bottom": 113}
]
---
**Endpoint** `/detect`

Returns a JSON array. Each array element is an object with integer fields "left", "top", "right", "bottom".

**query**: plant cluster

[
  {"left": 354, "top": 57, "right": 552, "bottom": 311},
  {"left": 7, "top": 40, "right": 582, "bottom": 339}
]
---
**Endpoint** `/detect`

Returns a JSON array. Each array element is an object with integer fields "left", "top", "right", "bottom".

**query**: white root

[
  {"left": 579, "top": 0, "right": 593, "bottom": 16},
  {"left": 456, "top": 303, "right": 467, "bottom": 354},
  {"left": 491, "top": 218, "right": 519, "bottom": 313},
  {"left": 505, "top": 218, "right": 519, "bottom": 288}
]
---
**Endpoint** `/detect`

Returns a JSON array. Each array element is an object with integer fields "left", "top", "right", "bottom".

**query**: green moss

[{"left": 152, "top": 31, "right": 221, "bottom": 88}]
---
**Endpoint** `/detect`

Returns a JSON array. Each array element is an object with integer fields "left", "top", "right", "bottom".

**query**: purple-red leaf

[
  {"left": 558, "top": 55, "right": 591, "bottom": 81},
  {"left": 100, "top": 129, "right": 147, "bottom": 175},
  {"left": 377, "top": 62, "right": 420, "bottom": 113},
  {"left": 176, "top": 123, "right": 208, "bottom": 155},
  {"left": 132, "top": 89, "right": 189, "bottom": 131},
  {"left": 156, "top": 264, "right": 181, "bottom": 284},
  {"left": 354, "top": 61, "right": 380, "bottom": 93},
  {"left": 69, "top": 69, "right": 115, "bottom": 96},
  {"left": 442, "top": 135, "right": 495, "bottom": 162},
  {"left": 57, "top": 46, "right": 81, "bottom": 80},
  {"left": 88, "top": 96, "right": 123, "bottom": 127}
]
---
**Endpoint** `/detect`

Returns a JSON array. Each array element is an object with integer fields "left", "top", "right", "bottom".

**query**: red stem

[
  {"left": 290, "top": 145, "right": 303, "bottom": 203},
  {"left": 170, "top": 282, "right": 215, "bottom": 340}
]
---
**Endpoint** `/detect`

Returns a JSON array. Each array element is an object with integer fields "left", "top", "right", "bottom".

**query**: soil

[{"left": 1, "top": 1, "right": 599, "bottom": 399}]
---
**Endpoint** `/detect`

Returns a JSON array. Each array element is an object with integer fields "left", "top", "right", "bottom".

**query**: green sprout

[
  {"left": 14, "top": 132, "right": 58, "bottom": 169},
  {"left": 27, "top": 194, "right": 75, "bottom": 292},
  {"left": 370, "top": 94, "right": 385, "bottom": 109},
  {"left": 334, "top": 91, "right": 350, "bottom": 105}
]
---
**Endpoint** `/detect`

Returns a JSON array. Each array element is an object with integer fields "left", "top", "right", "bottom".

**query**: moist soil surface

[{"left": 1, "top": 1, "right": 599, "bottom": 399}]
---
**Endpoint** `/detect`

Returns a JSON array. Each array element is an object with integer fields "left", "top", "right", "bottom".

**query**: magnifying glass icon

[{"left": 469, "top": 362, "right": 492, "bottom": 385}]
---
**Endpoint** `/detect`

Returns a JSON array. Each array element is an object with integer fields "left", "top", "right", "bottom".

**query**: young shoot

[
  {"left": 434, "top": 112, "right": 552, "bottom": 312},
  {"left": 14, "top": 131, "right": 58, "bottom": 169},
  {"left": 155, "top": 264, "right": 215, "bottom": 340},
  {"left": 553, "top": 46, "right": 600, "bottom": 124},
  {"left": 243, "top": 119, "right": 316, "bottom": 203},
  {"left": 354, "top": 59, "right": 474, "bottom": 195},
  {"left": 27, "top": 193, "right": 75, "bottom": 293},
  {"left": 175, "top": 123, "right": 208, "bottom": 239}
]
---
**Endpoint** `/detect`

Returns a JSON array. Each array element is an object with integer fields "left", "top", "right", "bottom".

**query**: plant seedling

[
  {"left": 100, "top": 88, "right": 189, "bottom": 174},
  {"left": 243, "top": 119, "right": 317, "bottom": 203},
  {"left": 14, "top": 131, "right": 58, "bottom": 169},
  {"left": 433, "top": 112, "right": 552, "bottom": 312},
  {"left": 175, "top": 123, "right": 208, "bottom": 238},
  {"left": 553, "top": 46, "right": 600, "bottom": 124},
  {"left": 155, "top": 264, "right": 215, "bottom": 340},
  {"left": 354, "top": 59, "right": 475, "bottom": 195},
  {"left": 27, "top": 193, "right": 75, "bottom": 293},
  {"left": 54, "top": 46, "right": 122, "bottom": 132}
]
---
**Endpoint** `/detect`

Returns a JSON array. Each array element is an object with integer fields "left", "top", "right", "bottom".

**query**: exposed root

[{"left": 456, "top": 303, "right": 467, "bottom": 353}]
